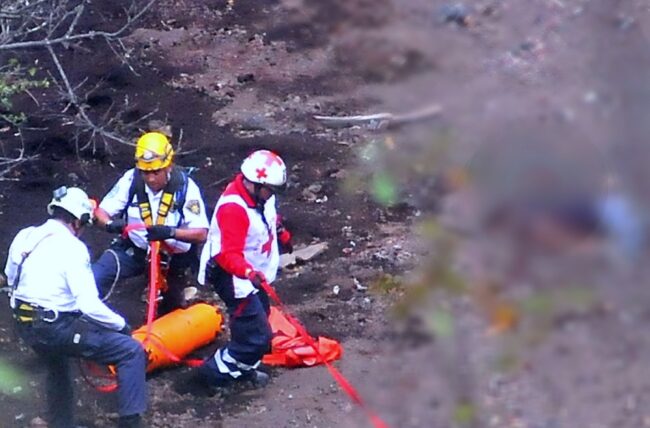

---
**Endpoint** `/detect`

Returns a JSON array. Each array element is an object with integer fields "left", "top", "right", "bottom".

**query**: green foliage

[
  {"left": 488, "top": 285, "right": 600, "bottom": 374},
  {"left": 392, "top": 279, "right": 431, "bottom": 319},
  {"left": 0, "top": 358, "right": 27, "bottom": 397},
  {"left": 519, "top": 286, "right": 598, "bottom": 323},
  {"left": 427, "top": 308, "right": 455, "bottom": 338},
  {"left": 358, "top": 137, "right": 381, "bottom": 163},
  {"left": 453, "top": 400, "right": 476, "bottom": 426},
  {"left": 371, "top": 172, "right": 398, "bottom": 206},
  {"left": 417, "top": 218, "right": 465, "bottom": 293},
  {"left": 494, "top": 350, "right": 522, "bottom": 373},
  {"left": 0, "top": 59, "right": 49, "bottom": 125},
  {"left": 519, "top": 292, "right": 554, "bottom": 316},
  {"left": 393, "top": 217, "right": 465, "bottom": 321},
  {"left": 371, "top": 273, "right": 402, "bottom": 294}
]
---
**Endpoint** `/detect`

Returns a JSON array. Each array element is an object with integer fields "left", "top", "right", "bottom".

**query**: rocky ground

[{"left": 2, "top": 0, "right": 650, "bottom": 427}]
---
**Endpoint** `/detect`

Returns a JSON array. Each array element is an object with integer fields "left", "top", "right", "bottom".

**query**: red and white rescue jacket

[{"left": 198, "top": 174, "right": 280, "bottom": 298}]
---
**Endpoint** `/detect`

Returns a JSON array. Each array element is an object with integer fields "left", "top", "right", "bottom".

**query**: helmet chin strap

[
  {"left": 62, "top": 218, "right": 84, "bottom": 237},
  {"left": 252, "top": 183, "right": 265, "bottom": 208},
  {"left": 250, "top": 182, "right": 272, "bottom": 229},
  {"left": 243, "top": 178, "right": 268, "bottom": 209},
  {"left": 73, "top": 221, "right": 84, "bottom": 236}
]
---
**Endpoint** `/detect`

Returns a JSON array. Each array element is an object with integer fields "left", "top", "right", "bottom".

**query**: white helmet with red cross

[{"left": 241, "top": 150, "right": 287, "bottom": 187}]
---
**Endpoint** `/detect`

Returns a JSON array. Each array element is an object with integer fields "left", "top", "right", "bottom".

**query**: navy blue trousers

[
  {"left": 16, "top": 315, "right": 147, "bottom": 428},
  {"left": 92, "top": 239, "right": 194, "bottom": 314},
  {"left": 199, "top": 268, "right": 272, "bottom": 384}
]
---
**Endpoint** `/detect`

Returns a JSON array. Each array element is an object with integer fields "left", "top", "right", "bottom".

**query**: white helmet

[
  {"left": 47, "top": 186, "right": 94, "bottom": 224},
  {"left": 240, "top": 150, "right": 287, "bottom": 187}
]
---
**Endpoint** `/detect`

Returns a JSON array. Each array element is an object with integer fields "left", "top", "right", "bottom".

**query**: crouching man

[
  {"left": 4, "top": 187, "right": 147, "bottom": 428},
  {"left": 196, "top": 150, "right": 293, "bottom": 388}
]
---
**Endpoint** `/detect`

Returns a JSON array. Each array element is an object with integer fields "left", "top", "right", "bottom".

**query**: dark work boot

[
  {"left": 242, "top": 369, "right": 270, "bottom": 388},
  {"left": 196, "top": 356, "right": 233, "bottom": 388},
  {"left": 118, "top": 414, "right": 142, "bottom": 428},
  {"left": 196, "top": 358, "right": 269, "bottom": 388},
  {"left": 252, "top": 370, "right": 270, "bottom": 387}
]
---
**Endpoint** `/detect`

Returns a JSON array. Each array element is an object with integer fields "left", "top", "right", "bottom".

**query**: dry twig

[
  {"left": 0, "top": 0, "right": 159, "bottom": 177},
  {"left": 314, "top": 103, "right": 442, "bottom": 130}
]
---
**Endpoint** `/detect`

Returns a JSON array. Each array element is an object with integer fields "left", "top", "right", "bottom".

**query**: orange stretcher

[
  {"left": 132, "top": 302, "right": 223, "bottom": 372},
  {"left": 263, "top": 306, "right": 342, "bottom": 367}
]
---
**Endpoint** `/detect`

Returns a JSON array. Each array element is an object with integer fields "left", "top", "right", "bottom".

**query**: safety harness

[
  {"left": 123, "top": 166, "right": 189, "bottom": 227},
  {"left": 11, "top": 233, "right": 54, "bottom": 323}
]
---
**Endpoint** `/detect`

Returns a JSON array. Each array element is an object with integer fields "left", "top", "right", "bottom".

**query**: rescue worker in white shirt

[
  {"left": 5, "top": 187, "right": 147, "bottom": 428},
  {"left": 92, "top": 132, "right": 209, "bottom": 315},
  {"left": 196, "top": 149, "right": 293, "bottom": 387}
]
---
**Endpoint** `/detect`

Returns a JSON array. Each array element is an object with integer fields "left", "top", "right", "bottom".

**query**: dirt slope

[{"left": 2, "top": 0, "right": 650, "bottom": 427}]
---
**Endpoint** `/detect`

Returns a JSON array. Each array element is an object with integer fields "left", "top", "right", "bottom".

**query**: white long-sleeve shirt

[
  {"left": 4, "top": 219, "right": 126, "bottom": 330},
  {"left": 99, "top": 168, "right": 209, "bottom": 253}
]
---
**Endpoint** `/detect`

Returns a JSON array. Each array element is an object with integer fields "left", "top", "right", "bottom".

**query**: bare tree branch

[
  {"left": 0, "top": 132, "right": 39, "bottom": 181},
  {"left": 0, "top": 0, "right": 157, "bottom": 50},
  {"left": 47, "top": 44, "right": 129, "bottom": 150},
  {"left": 0, "top": 0, "right": 158, "bottom": 179}
]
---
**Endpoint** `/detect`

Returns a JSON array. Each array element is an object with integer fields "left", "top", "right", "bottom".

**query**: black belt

[
  {"left": 13, "top": 299, "right": 81, "bottom": 324},
  {"left": 113, "top": 236, "right": 142, "bottom": 250},
  {"left": 113, "top": 237, "right": 148, "bottom": 258}
]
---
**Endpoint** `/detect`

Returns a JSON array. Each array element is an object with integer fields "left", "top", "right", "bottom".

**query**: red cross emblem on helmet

[
  {"left": 263, "top": 151, "right": 284, "bottom": 167},
  {"left": 241, "top": 149, "right": 287, "bottom": 187}
]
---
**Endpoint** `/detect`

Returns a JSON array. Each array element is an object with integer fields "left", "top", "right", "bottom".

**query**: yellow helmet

[{"left": 134, "top": 132, "right": 174, "bottom": 171}]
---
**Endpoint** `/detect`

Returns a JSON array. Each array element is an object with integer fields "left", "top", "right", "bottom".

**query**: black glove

[
  {"left": 147, "top": 225, "right": 176, "bottom": 241},
  {"left": 105, "top": 218, "right": 126, "bottom": 234},
  {"left": 118, "top": 323, "right": 132, "bottom": 335},
  {"left": 246, "top": 268, "right": 266, "bottom": 289}
]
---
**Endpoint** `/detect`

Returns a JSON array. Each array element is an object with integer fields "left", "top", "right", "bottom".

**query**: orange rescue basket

[{"left": 132, "top": 303, "right": 223, "bottom": 372}]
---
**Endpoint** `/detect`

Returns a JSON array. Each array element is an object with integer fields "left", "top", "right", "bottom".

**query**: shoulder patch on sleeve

[{"left": 187, "top": 199, "right": 201, "bottom": 215}]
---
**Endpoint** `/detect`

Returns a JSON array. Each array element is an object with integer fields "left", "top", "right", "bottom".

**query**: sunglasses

[{"left": 261, "top": 183, "right": 286, "bottom": 194}]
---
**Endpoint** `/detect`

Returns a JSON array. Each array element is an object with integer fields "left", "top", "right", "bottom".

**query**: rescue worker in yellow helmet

[
  {"left": 92, "top": 131, "right": 209, "bottom": 315},
  {"left": 134, "top": 131, "right": 175, "bottom": 171}
]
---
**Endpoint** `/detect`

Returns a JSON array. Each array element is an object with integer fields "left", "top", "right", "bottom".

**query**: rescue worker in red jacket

[{"left": 197, "top": 149, "right": 293, "bottom": 387}]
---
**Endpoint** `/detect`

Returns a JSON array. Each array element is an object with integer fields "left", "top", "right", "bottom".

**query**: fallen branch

[
  {"left": 0, "top": 134, "right": 39, "bottom": 180},
  {"left": 314, "top": 103, "right": 442, "bottom": 130},
  {"left": 47, "top": 45, "right": 130, "bottom": 152}
]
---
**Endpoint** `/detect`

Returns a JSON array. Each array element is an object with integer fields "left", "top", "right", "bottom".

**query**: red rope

[
  {"left": 82, "top": 227, "right": 200, "bottom": 393},
  {"left": 78, "top": 360, "right": 118, "bottom": 393},
  {"left": 141, "top": 239, "right": 203, "bottom": 368},
  {"left": 146, "top": 241, "right": 160, "bottom": 328},
  {"left": 78, "top": 223, "right": 147, "bottom": 393},
  {"left": 258, "top": 281, "right": 389, "bottom": 428},
  {"left": 85, "top": 223, "right": 387, "bottom": 428}
]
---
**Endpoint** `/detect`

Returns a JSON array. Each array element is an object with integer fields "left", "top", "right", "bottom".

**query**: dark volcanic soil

[{"left": 3, "top": 0, "right": 650, "bottom": 427}]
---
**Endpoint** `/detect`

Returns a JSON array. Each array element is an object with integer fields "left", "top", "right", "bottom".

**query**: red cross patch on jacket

[{"left": 261, "top": 231, "right": 274, "bottom": 257}]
